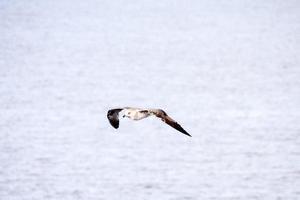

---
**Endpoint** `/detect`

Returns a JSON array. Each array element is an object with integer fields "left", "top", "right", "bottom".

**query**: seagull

[{"left": 107, "top": 107, "right": 191, "bottom": 137}]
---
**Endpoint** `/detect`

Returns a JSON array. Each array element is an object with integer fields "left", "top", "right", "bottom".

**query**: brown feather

[{"left": 152, "top": 109, "right": 191, "bottom": 137}]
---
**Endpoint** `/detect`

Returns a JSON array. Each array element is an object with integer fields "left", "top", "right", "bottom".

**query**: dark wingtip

[
  {"left": 108, "top": 119, "right": 119, "bottom": 129},
  {"left": 112, "top": 123, "right": 119, "bottom": 129},
  {"left": 181, "top": 130, "right": 192, "bottom": 137},
  {"left": 173, "top": 123, "right": 192, "bottom": 137}
]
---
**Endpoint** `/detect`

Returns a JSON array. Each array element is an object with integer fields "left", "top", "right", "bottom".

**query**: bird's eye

[{"left": 128, "top": 112, "right": 131, "bottom": 114}]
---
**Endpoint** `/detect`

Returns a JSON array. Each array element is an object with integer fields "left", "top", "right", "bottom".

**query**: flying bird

[{"left": 107, "top": 107, "right": 191, "bottom": 137}]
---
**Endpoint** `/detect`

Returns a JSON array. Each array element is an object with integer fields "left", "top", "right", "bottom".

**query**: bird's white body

[{"left": 122, "top": 108, "right": 151, "bottom": 120}]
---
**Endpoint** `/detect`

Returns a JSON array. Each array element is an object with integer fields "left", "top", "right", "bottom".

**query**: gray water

[{"left": 1, "top": 0, "right": 300, "bottom": 199}]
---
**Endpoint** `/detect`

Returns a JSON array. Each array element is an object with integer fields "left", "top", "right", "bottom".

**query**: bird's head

[{"left": 123, "top": 110, "right": 131, "bottom": 118}]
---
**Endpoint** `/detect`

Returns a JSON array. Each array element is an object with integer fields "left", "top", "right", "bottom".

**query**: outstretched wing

[
  {"left": 152, "top": 109, "right": 191, "bottom": 137},
  {"left": 107, "top": 108, "right": 123, "bottom": 129}
]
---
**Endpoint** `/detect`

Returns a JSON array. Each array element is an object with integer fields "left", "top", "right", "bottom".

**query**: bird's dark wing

[
  {"left": 107, "top": 108, "right": 123, "bottom": 129},
  {"left": 153, "top": 109, "right": 191, "bottom": 137}
]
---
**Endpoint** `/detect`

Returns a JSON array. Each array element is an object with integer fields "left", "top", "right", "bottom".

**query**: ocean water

[{"left": 0, "top": 0, "right": 299, "bottom": 199}]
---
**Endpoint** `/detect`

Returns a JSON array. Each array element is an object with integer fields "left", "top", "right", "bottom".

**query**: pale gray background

[{"left": 1, "top": 0, "right": 299, "bottom": 199}]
